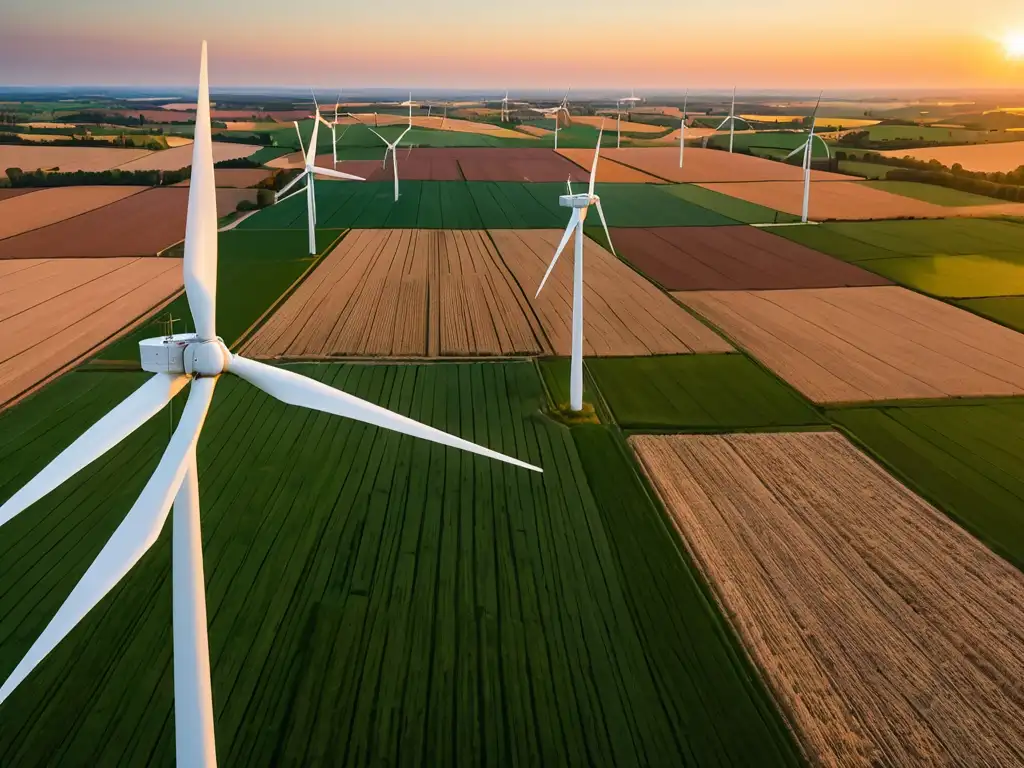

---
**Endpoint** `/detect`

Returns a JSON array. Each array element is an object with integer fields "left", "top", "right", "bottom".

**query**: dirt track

[
  {"left": 612, "top": 226, "right": 890, "bottom": 291},
  {"left": 490, "top": 229, "right": 731, "bottom": 356},
  {"left": 631, "top": 431, "right": 1024, "bottom": 768},
  {"left": 680, "top": 286, "right": 1024, "bottom": 402},
  {"left": 0, "top": 257, "right": 181, "bottom": 406}
]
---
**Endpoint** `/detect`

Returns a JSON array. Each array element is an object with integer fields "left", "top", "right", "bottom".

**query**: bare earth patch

[
  {"left": 0, "top": 145, "right": 151, "bottom": 176},
  {"left": 680, "top": 286, "right": 1024, "bottom": 402},
  {"left": 0, "top": 257, "right": 181, "bottom": 407},
  {"left": 490, "top": 229, "right": 731, "bottom": 356},
  {"left": 631, "top": 431, "right": 1024, "bottom": 768}
]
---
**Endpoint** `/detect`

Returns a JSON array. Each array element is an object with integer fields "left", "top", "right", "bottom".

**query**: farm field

[
  {"left": 0, "top": 257, "right": 180, "bottom": 407},
  {"left": 111, "top": 141, "right": 263, "bottom": 171},
  {"left": 705, "top": 131, "right": 832, "bottom": 159},
  {"left": 561, "top": 146, "right": 849, "bottom": 183},
  {"left": 554, "top": 155, "right": 664, "bottom": 183},
  {"left": 170, "top": 168, "right": 272, "bottom": 188},
  {"left": 698, "top": 179, "right": 951, "bottom": 220},
  {"left": 609, "top": 225, "right": 889, "bottom": 291},
  {"left": 958, "top": 296, "right": 1024, "bottom": 331},
  {"left": 581, "top": 355, "right": 822, "bottom": 430},
  {"left": 237, "top": 180, "right": 736, "bottom": 230},
  {"left": 865, "top": 124, "right": 1021, "bottom": 143},
  {"left": 241, "top": 229, "right": 548, "bottom": 358},
  {"left": 812, "top": 217, "right": 1024, "bottom": 257},
  {"left": 679, "top": 286, "right": 1024, "bottom": 403},
  {"left": 0, "top": 145, "right": 151, "bottom": 175},
  {"left": 572, "top": 115, "right": 668, "bottom": 134},
  {"left": 663, "top": 184, "right": 799, "bottom": 224},
  {"left": 859, "top": 180, "right": 998, "bottom": 206},
  {"left": 631, "top": 430, "right": 1024, "bottom": 767},
  {"left": 0, "top": 186, "right": 146, "bottom": 240},
  {"left": 862, "top": 254, "right": 1024, "bottom": 298},
  {"left": 96, "top": 229, "right": 338, "bottom": 365},
  {"left": 0, "top": 363, "right": 801, "bottom": 766},
  {"left": 836, "top": 159, "right": 891, "bottom": 179},
  {"left": 0, "top": 188, "right": 256, "bottom": 259},
  {"left": 373, "top": 114, "right": 530, "bottom": 139},
  {"left": 330, "top": 148, "right": 593, "bottom": 183},
  {"left": 831, "top": 401, "right": 1024, "bottom": 568},
  {"left": 880, "top": 139, "right": 1024, "bottom": 171},
  {"left": 490, "top": 229, "right": 732, "bottom": 356}
]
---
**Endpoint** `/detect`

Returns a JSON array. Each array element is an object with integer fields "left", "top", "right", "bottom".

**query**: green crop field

[
  {"left": 706, "top": 130, "right": 831, "bottom": 158},
  {"left": 94, "top": 229, "right": 340, "bottom": 365},
  {"left": 768, "top": 224, "right": 903, "bottom": 262},
  {"left": 237, "top": 181, "right": 735, "bottom": 230},
  {"left": 0, "top": 363, "right": 800, "bottom": 766},
  {"left": 958, "top": 296, "right": 1024, "bottom": 331},
  {"left": 859, "top": 180, "right": 997, "bottom": 206},
  {"left": 860, "top": 124, "right": 1021, "bottom": 144},
  {"left": 582, "top": 355, "right": 822, "bottom": 430},
  {"left": 859, "top": 253, "right": 1024, "bottom": 298},
  {"left": 831, "top": 401, "right": 1024, "bottom": 571},
  {"left": 247, "top": 146, "right": 293, "bottom": 164},
  {"left": 837, "top": 160, "right": 891, "bottom": 179},
  {"left": 664, "top": 184, "right": 801, "bottom": 224}
]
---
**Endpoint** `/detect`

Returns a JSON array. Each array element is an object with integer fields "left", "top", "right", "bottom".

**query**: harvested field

[
  {"left": 0, "top": 189, "right": 37, "bottom": 201},
  {"left": 0, "top": 257, "right": 180, "bottom": 407},
  {"left": 552, "top": 151, "right": 663, "bottom": 183},
  {"left": 562, "top": 146, "right": 848, "bottom": 183},
  {"left": 0, "top": 364, "right": 801, "bottom": 766},
  {"left": 680, "top": 286, "right": 1024, "bottom": 403},
  {"left": 0, "top": 145, "right": 151, "bottom": 175},
  {"left": 631, "top": 430, "right": 1024, "bottom": 768},
  {"left": 582, "top": 355, "right": 821, "bottom": 429},
  {"left": 113, "top": 142, "right": 262, "bottom": 171},
  {"left": 880, "top": 140, "right": 1024, "bottom": 172},
  {"left": 632, "top": 127, "right": 720, "bottom": 146},
  {"left": 242, "top": 229, "right": 548, "bottom": 358},
  {"left": 0, "top": 186, "right": 145, "bottom": 240},
  {"left": 832, "top": 401, "right": 1024, "bottom": 568},
  {"left": 613, "top": 226, "right": 889, "bottom": 291},
  {"left": 515, "top": 124, "right": 551, "bottom": 138},
  {"left": 171, "top": 168, "right": 274, "bottom": 188},
  {"left": 699, "top": 180, "right": 949, "bottom": 220},
  {"left": 572, "top": 115, "right": 667, "bottom": 134},
  {"left": 0, "top": 188, "right": 255, "bottom": 259},
  {"left": 490, "top": 229, "right": 731, "bottom": 356}
]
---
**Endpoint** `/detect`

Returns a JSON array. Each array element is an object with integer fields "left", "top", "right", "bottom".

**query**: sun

[{"left": 1004, "top": 32, "right": 1024, "bottom": 59}]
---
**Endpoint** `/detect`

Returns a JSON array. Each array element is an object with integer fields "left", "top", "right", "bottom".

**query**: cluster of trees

[
  {"left": 4, "top": 166, "right": 191, "bottom": 187},
  {"left": 837, "top": 131, "right": 948, "bottom": 151},
  {"left": 838, "top": 151, "right": 1024, "bottom": 200},
  {"left": 0, "top": 112, "right": 23, "bottom": 126}
]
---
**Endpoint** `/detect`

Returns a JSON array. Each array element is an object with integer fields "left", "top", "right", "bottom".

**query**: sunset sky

[{"left": 3, "top": 0, "right": 1024, "bottom": 90}]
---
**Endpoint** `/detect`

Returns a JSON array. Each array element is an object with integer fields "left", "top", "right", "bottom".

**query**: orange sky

[{"left": 2, "top": 1, "right": 1024, "bottom": 88}]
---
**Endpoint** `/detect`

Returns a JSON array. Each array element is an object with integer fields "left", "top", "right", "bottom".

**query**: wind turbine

[
  {"left": 274, "top": 100, "right": 364, "bottom": 255},
  {"left": 679, "top": 89, "right": 688, "bottom": 168},
  {"left": 784, "top": 91, "right": 830, "bottom": 223},
  {"left": 321, "top": 92, "right": 356, "bottom": 168},
  {"left": 714, "top": 87, "right": 752, "bottom": 153},
  {"left": 531, "top": 87, "right": 571, "bottom": 149},
  {"left": 365, "top": 99, "right": 413, "bottom": 203},
  {"left": 534, "top": 126, "right": 615, "bottom": 413},
  {"left": 0, "top": 41, "right": 540, "bottom": 768},
  {"left": 501, "top": 90, "right": 510, "bottom": 122}
]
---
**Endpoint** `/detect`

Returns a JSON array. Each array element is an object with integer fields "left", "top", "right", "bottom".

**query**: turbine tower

[
  {"left": 679, "top": 89, "right": 689, "bottom": 169},
  {"left": 0, "top": 42, "right": 540, "bottom": 768},
  {"left": 501, "top": 90, "right": 510, "bottom": 122},
  {"left": 714, "top": 87, "right": 752, "bottom": 153},
  {"left": 274, "top": 103, "right": 364, "bottom": 255},
  {"left": 784, "top": 91, "right": 830, "bottom": 223},
  {"left": 534, "top": 126, "right": 615, "bottom": 413}
]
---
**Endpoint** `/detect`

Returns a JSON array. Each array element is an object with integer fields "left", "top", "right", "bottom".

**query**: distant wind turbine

[
  {"left": 679, "top": 89, "right": 689, "bottom": 168},
  {"left": 365, "top": 97, "right": 413, "bottom": 202},
  {"left": 714, "top": 87, "right": 753, "bottom": 153},
  {"left": 501, "top": 90, "right": 510, "bottom": 122},
  {"left": 0, "top": 40, "right": 540, "bottom": 768},
  {"left": 535, "top": 125, "right": 615, "bottom": 413},
  {"left": 531, "top": 87, "right": 571, "bottom": 149},
  {"left": 784, "top": 91, "right": 831, "bottom": 223},
  {"left": 274, "top": 96, "right": 364, "bottom": 254}
]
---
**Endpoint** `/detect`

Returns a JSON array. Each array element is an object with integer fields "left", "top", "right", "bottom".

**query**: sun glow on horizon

[{"left": 1004, "top": 32, "right": 1024, "bottom": 59}]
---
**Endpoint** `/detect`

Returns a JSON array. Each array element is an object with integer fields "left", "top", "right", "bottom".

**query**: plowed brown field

[
  {"left": 0, "top": 257, "right": 181, "bottom": 406},
  {"left": 242, "top": 229, "right": 548, "bottom": 358},
  {"left": 572, "top": 147, "right": 849, "bottom": 183},
  {"left": 0, "top": 188, "right": 255, "bottom": 259},
  {"left": 631, "top": 431, "right": 1024, "bottom": 768},
  {"left": 113, "top": 142, "right": 262, "bottom": 171},
  {"left": 171, "top": 169, "right": 274, "bottom": 188},
  {"left": 554, "top": 151, "right": 663, "bottom": 183},
  {"left": 490, "top": 229, "right": 731, "bottom": 356},
  {"left": 613, "top": 226, "right": 890, "bottom": 290},
  {"left": 680, "top": 286, "right": 1024, "bottom": 402},
  {"left": 0, "top": 146, "right": 151, "bottom": 175},
  {"left": 331, "top": 148, "right": 590, "bottom": 182},
  {"left": 0, "top": 186, "right": 146, "bottom": 240}
]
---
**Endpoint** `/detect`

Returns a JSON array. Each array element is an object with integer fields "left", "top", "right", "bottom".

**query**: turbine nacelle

[
  {"left": 140, "top": 335, "right": 231, "bottom": 377},
  {"left": 559, "top": 193, "right": 596, "bottom": 209}
]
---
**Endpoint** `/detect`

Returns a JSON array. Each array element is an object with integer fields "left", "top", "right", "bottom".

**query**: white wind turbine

[
  {"left": 501, "top": 89, "right": 510, "bottom": 122},
  {"left": 531, "top": 87, "right": 571, "bottom": 149},
  {"left": 783, "top": 91, "right": 830, "bottom": 223},
  {"left": 321, "top": 92, "right": 356, "bottom": 168},
  {"left": 274, "top": 98, "right": 364, "bottom": 255},
  {"left": 0, "top": 42, "right": 540, "bottom": 768},
  {"left": 534, "top": 126, "right": 615, "bottom": 413},
  {"left": 679, "top": 89, "right": 689, "bottom": 168},
  {"left": 714, "top": 87, "right": 752, "bottom": 153},
  {"left": 364, "top": 96, "right": 413, "bottom": 203}
]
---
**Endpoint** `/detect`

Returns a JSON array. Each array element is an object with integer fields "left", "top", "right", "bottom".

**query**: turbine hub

[
  {"left": 559, "top": 193, "right": 593, "bottom": 209},
  {"left": 139, "top": 334, "right": 229, "bottom": 377}
]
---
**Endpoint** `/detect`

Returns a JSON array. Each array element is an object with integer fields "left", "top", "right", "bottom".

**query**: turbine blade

[
  {"left": 811, "top": 133, "right": 832, "bottom": 159},
  {"left": 275, "top": 168, "right": 308, "bottom": 199},
  {"left": 275, "top": 177, "right": 308, "bottom": 205},
  {"left": 715, "top": 117, "right": 730, "bottom": 131},
  {"left": 784, "top": 145, "right": 803, "bottom": 160},
  {"left": 0, "top": 377, "right": 217, "bottom": 707},
  {"left": 588, "top": 127, "right": 603, "bottom": 198},
  {"left": 594, "top": 199, "right": 615, "bottom": 256},
  {"left": 311, "top": 166, "right": 365, "bottom": 181},
  {"left": 811, "top": 90, "right": 823, "bottom": 124},
  {"left": 183, "top": 41, "right": 217, "bottom": 341},
  {"left": 366, "top": 126, "right": 390, "bottom": 145},
  {"left": 308, "top": 115, "right": 321, "bottom": 166},
  {"left": 535, "top": 209, "right": 580, "bottom": 298},
  {"left": 228, "top": 358, "right": 541, "bottom": 472},
  {"left": 293, "top": 121, "right": 306, "bottom": 159},
  {"left": 397, "top": 126, "right": 412, "bottom": 145},
  {"left": 0, "top": 374, "right": 188, "bottom": 529}
]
